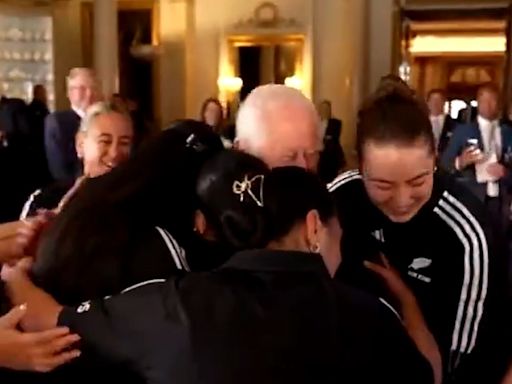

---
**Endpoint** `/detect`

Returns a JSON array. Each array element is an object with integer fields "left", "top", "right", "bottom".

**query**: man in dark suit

[
  {"left": 45, "top": 68, "right": 100, "bottom": 182},
  {"left": 317, "top": 100, "right": 346, "bottom": 183},
  {"left": 426, "top": 89, "right": 457, "bottom": 156},
  {"left": 28, "top": 84, "right": 51, "bottom": 185},
  {"left": 442, "top": 83, "right": 512, "bottom": 233}
]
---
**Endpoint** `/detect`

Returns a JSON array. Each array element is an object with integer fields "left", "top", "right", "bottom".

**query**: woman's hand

[
  {"left": 2, "top": 259, "right": 62, "bottom": 332},
  {"left": 365, "top": 254, "right": 442, "bottom": 384},
  {"left": 364, "top": 254, "right": 416, "bottom": 307},
  {"left": 14, "top": 210, "right": 55, "bottom": 258},
  {"left": 0, "top": 304, "right": 80, "bottom": 372}
]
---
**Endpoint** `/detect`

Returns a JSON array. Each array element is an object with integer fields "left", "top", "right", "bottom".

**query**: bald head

[{"left": 236, "top": 84, "right": 322, "bottom": 171}]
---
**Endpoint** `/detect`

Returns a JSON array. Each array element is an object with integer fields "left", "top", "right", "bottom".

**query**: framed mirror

[
  {"left": 218, "top": 2, "right": 306, "bottom": 121},
  {"left": 227, "top": 34, "right": 304, "bottom": 101}
]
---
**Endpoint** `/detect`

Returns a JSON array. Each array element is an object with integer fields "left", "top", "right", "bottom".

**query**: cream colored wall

[
  {"left": 313, "top": 0, "right": 367, "bottom": 165},
  {"left": 367, "top": 0, "right": 394, "bottom": 94}
]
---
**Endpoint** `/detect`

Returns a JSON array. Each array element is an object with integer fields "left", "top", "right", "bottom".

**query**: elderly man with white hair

[{"left": 235, "top": 84, "right": 323, "bottom": 172}]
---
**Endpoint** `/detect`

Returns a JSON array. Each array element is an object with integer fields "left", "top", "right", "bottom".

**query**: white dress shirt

[
  {"left": 477, "top": 115, "right": 501, "bottom": 197},
  {"left": 321, "top": 119, "right": 328, "bottom": 139},
  {"left": 477, "top": 115, "right": 501, "bottom": 155},
  {"left": 429, "top": 114, "right": 446, "bottom": 148},
  {"left": 72, "top": 106, "right": 85, "bottom": 119}
]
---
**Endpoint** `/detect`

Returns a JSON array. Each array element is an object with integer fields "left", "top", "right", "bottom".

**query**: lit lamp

[
  {"left": 284, "top": 75, "right": 303, "bottom": 90},
  {"left": 217, "top": 76, "right": 243, "bottom": 122},
  {"left": 217, "top": 76, "right": 243, "bottom": 93}
]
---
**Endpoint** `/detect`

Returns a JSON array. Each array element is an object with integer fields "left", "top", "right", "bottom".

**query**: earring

[{"left": 310, "top": 243, "right": 320, "bottom": 254}]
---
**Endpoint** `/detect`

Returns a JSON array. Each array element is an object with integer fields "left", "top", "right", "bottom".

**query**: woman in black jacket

[{"left": 328, "top": 76, "right": 511, "bottom": 383}]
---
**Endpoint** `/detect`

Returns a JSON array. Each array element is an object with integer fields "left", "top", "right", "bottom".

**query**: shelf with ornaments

[{"left": 0, "top": 13, "right": 54, "bottom": 109}]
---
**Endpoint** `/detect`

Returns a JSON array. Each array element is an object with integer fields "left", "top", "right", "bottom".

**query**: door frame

[{"left": 392, "top": 1, "right": 512, "bottom": 114}]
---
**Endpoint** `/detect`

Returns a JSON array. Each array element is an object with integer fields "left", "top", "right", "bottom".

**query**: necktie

[
  {"left": 432, "top": 117, "right": 442, "bottom": 147},
  {"left": 488, "top": 122, "right": 501, "bottom": 157},
  {"left": 486, "top": 122, "right": 500, "bottom": 197}
]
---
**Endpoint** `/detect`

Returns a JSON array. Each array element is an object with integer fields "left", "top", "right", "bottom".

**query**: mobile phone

[
  {"left": 465, "top": 138, "right": 482, "bottom": 156},
  {"left": 466, "top": 138, "right": 479, "bottom": 150}
]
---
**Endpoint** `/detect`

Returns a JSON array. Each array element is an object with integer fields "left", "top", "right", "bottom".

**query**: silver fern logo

[{"left": 409, "top": 258, "right": 432, "bottom": 270}]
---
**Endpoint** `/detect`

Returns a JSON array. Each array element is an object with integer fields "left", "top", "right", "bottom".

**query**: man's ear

[{"left": 75, "top": 132, "right": 85, "bottom": 159}]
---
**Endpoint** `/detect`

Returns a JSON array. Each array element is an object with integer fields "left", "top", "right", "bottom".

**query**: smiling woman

[
  {"left": 19, "top": 101, "right": 134, "bottom": 219},
  {"left": 76, "top": 101, "right": 134, "bottom": 178},
  {"left": 353, "top": 75, "right": 435, "bottom": 222},
  {"left": 329, "top": 75, "right": 510, "bottom": 383}
]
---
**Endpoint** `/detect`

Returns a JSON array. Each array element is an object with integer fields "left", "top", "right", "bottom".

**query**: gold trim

[
  {"left": 227, "top": 34, "right": 305, "bottom": 45},
  {"left": 254, "top": 2, "right": 279, "bottom": 26},
  {"left": 117, "top": 0, "right": 154, "bottom": 11},
  {"left": 226, "top": 33, "right": 305, "bottom": 77}
]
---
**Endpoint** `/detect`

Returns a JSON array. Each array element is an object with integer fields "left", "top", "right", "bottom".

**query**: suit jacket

[
  {"left": 324, "top": 118, "right": 341, "bottom": 143},
  {"left": 441, "top": 122, "right": 512, "bottom": 228},
  {"left": 44, "top": 109, "right": 81, "bottom": 182},
  {"left": 0, "top": 98, "right": 31, "bottom": 148},
  {"left": 437, "top": 115, "right": 457, "bottom": 156},
  {"left": 319, "top": 118, "right": 346, "bottom": 183}
]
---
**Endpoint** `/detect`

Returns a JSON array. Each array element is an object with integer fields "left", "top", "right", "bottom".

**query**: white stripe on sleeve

[
  {"left": 121, "top": 279, "right": 166, "bottom": 294},
  {"left": 442, "top": 192, "right": 488, "bottom": 352},
  {"left": 433, "top": 192, "right": 488, "bottom": 360},
  {"left": 162, "top": 227, "right": 190, "bottom": 272},
  {"left": 327, "top": 170, "right": 362, "bottom": 192},
  {"left": 155, "top": 226, "right": 187, "bottom": 271},
  {"left": 19, "top": 189, "right": 42, "bottom": 220}
]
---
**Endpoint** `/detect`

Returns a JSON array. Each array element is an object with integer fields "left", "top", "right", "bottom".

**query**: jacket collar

[{"left": 221, "top": 249, "right": 330, "bottom": 277}]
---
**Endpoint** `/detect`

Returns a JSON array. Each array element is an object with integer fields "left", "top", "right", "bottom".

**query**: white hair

[
  {"left": 235, "top": 84, "right": 321, "bottom": 151},
  {"left": 79, "top": 101, "right": 129, "bottom": 134},
  {"left": 66, "top": 67, "right": 98, "bottom": 89}
]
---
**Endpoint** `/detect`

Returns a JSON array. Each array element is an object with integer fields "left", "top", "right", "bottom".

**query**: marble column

[
  {"left": 159, "top": 0, "right": 188, "bottom": 127},
  {"left": 368, "top": 0, "right": 395, "bottom": 94},
  {"left": 313, "top": 0, "right": 368, "bottom": 167},
  {"left": 94, "top": 0, "right": 119, "bottom": 98}
]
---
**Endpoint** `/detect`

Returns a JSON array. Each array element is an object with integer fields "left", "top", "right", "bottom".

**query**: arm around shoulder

[{"left": 58, "top": 280, "right": 173, "bottom": 366}]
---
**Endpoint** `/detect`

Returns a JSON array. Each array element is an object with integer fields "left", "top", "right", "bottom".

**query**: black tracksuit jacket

[{"left": 329, "top": 169, "right": 511, "bottom": 383}]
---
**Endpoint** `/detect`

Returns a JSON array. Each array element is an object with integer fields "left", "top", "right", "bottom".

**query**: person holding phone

[{"left": 442, "top": 83, "right": 512, "bottom": 234}]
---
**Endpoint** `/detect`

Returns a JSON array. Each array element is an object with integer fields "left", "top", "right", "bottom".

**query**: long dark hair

[
  {"left": 33, "top": 120, "right": 224, "bottom": 304},
  {"left": 196, "top": 151, "right": 335, "bottom": 249},
  {"left": 357, "top": 75, "right": 434, "bottom": 158},
  {"left": 200, "top": 97, "right": 224, "bottom": 131}
]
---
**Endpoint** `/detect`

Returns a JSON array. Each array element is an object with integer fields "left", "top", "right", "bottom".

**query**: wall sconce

[
  {"left": 284, "top": 75, "right": 303, "bottom": 90},
  {"left": 217, "top": 76, "right": 243, "bottom": 93},
  {"left": 217, "top": 76, "right": 243, "bottom": 123},
  {"left": 129, "top": 44, "right": 163, "bottom": 61}
]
